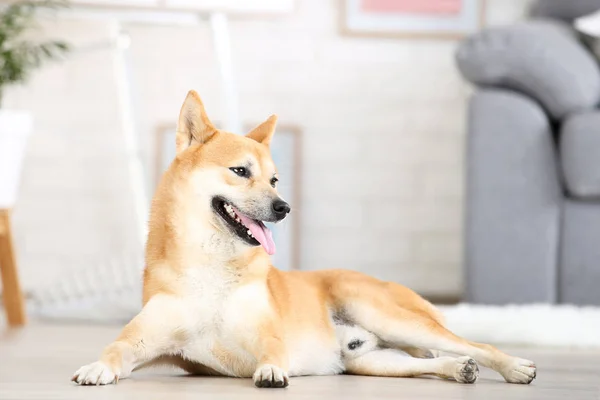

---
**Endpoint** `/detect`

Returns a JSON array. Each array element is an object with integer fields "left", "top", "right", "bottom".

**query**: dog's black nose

[{"left": 272, "top": 199, "right": 291, "bottom": 219}]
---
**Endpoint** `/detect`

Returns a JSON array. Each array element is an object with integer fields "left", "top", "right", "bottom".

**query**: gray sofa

[{"left": 456, "top": 1, "right": 600, "bottom": 305}]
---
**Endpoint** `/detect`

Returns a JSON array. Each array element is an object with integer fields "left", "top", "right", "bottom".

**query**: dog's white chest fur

[
  {"left": 175, "top": 267, "right": 250, "bottom": 376},
  {"left": 175, "top": 267, "right": 342, "bottom": 378}
]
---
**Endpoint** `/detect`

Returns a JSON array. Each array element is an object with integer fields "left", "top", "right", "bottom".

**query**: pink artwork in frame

[
  {"left": 343, "top": 0, "right": 484, "bottom": 39},
  {"left": 361, "top": 0, "right": 462, "bottom": 15}
]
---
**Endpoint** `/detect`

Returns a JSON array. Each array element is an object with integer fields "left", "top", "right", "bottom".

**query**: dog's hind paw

[
  {"left": 253, "top": 364, "right": 289, "bottom": 388},
  {"left": 454, "top": 356, "right": 479, "bottom": 384},
  {"left": 501, "top": 358, "right": 536, "bottom": 384}
]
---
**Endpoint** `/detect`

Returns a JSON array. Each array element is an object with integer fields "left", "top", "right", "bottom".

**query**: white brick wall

[{"left": 4, "top": 0, "right": 532, "bottom": 298}]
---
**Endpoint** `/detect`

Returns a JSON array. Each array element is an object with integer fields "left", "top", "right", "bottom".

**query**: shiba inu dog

[{"left": 72, "top": 90, "right": 536, "bottom": 388}]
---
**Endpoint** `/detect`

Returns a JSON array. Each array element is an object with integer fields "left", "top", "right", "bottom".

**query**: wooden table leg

[{"left": 0, "top": 209, "right": 26, "bottom": 326}]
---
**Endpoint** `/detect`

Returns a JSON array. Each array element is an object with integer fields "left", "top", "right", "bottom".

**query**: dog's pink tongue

[{"left": 236, "top": 211, "right": 276, "bottom": 255}]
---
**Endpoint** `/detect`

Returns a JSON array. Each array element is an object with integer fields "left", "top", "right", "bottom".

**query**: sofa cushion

[
  {"left": 561, "top": 111, "right": 600, "bottom": 198},
  {"left": 456, "top": 20, "right": 600, "bottom": 120},
  {"left": 530, "top": 0, "right": 600, "bottom": 22}
]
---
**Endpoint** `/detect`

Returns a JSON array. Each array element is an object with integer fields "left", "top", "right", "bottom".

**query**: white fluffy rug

[{"left": 439, "top": 304, "right": 600, "bottom": 348}]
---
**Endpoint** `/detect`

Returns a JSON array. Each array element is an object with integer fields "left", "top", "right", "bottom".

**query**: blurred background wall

[{"left": 3, "top": 0, "right": 532, "bottom": 300}]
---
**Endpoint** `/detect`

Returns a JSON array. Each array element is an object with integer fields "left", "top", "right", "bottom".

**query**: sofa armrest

[
  {"left": 465, "top": 89, "right": 562, "bottom": 304},
  {"left": 456, "top": 20, "right": 600, "bottom": 120}
]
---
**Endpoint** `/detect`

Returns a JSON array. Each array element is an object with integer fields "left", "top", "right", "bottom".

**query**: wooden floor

[{"left": 1, "top": 323, "right": 599, "bottom": 400}]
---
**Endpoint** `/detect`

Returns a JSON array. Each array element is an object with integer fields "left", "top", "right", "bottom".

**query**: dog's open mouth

[{"left": 211, "top": 197, "right": 276, "bottom": 255}]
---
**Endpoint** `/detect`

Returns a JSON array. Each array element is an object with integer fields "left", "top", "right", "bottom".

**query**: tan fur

[{"left": 72, "top": 91, "right": 537, "bottom": 388}]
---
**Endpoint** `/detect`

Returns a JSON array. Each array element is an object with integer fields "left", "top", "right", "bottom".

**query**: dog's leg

[
  {"left": 251, "top": 336, "right": 289, "bottom": 389},
  {"left": 72, "top": 295, "right": 188, "bottom": 385},
  {"left": 242, "top": 320, "right": 289, "bottom": 388},
  {"left": 345, "top": 349, "right": 479, "bottom": 383},
  {"left": 346, "top": 301, "right": 536, "bottom": 384}
]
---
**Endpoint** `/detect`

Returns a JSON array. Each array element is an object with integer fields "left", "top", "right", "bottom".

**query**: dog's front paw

[
  {"left": 453, "top": 356, "right": 479, "bottom": 384},
  {"left": 501, "top": 358, "right": 536, "bottom": 384},
  {"left": 253, "top": 364, "right": 289, "bottom": 388},
  {"left": 72, "top": 361, "right": 118, "bottom": 385}
]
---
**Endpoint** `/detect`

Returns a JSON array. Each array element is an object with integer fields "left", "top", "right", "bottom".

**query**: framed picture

[
  {"left": 153, "top": 124, "right": 302, "bottom": 271},
  {"left": 154, "top": 124, "right": 178, "bottom": 188},
  {"left": 258, "top": 125, "right": 301, "bottom": 272},
  {"left": 342, "top": 0, "right": 485, "bottom": 39}
]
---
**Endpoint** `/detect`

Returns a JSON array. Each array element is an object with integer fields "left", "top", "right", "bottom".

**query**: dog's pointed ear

[
  {"left": 176, "top": 90, "right": 216, "bottom": 154},
  {"left": 246, "top": 115, "right": 277, "bottom": 147}
]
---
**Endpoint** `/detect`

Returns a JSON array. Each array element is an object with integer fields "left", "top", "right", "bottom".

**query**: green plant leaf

[{"left": 0, "top": 0, "right": 70, "bottom": 90}]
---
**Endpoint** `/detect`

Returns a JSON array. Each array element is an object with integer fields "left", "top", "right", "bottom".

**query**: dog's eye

[
  {"left": 270, "top": 177, "right": 278, "bottom": 188},
  {"left": 230, "top": 167, "right": 250, "bottom": 178}
]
